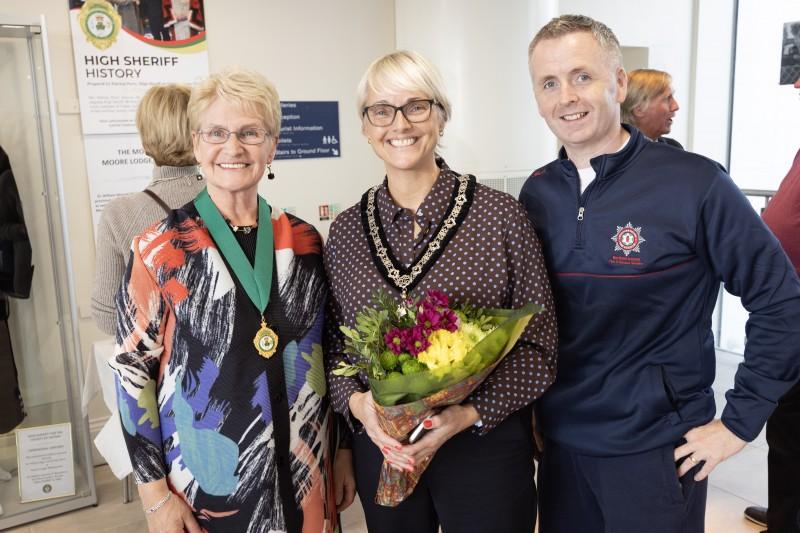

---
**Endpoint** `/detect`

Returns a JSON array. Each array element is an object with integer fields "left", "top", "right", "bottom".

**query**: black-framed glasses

[
  {"left": 198, "top": 127, "right": 270, "bottom": 145},
  {"left": 362, "top": 99, "right": 439, "bottom": 127}
]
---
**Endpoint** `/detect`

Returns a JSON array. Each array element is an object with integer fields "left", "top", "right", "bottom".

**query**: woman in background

[{"left": 91, "top": 83, "right": 203, "bottom": 336}]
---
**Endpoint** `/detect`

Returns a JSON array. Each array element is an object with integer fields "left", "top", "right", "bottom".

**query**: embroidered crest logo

[
  {"left": 611, "top": 222, "right": 645, "bottom": 256},
  {"left": 77, "top": 0, "right": 121, "bottom": 51}
]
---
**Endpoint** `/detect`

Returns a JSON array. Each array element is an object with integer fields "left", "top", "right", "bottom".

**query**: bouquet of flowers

[{"left": 334, "top": 290, "right": 542, "bottom": 506}]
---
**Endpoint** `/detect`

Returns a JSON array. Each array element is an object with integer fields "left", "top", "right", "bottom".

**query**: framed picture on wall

[{"left": 780, "top": 21, "right": 800, "bottom": 85}]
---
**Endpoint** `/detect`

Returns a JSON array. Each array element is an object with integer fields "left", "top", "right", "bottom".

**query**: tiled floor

[{"left": 1, "top": 350, "right": 767, "bottom": 532}]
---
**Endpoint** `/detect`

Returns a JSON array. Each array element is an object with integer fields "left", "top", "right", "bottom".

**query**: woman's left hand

[{"left": 384, "top": 404, "right": 480, "bottom": 472}]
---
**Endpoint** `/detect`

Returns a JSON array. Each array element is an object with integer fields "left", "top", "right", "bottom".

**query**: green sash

[{"left": 194, "top": 187, "right": 274, "bottom": 313}]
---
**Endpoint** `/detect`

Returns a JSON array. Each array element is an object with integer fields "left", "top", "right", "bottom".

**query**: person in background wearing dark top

[
  {"left": 324, "top": 50, "right": 558, "bottom": 533},
  {"left": 0, "top": 144, "right": 29, "bottom": 442},
  {"left": 520, "top": 14, "right": 800, "bottom": 533},
  {"left": 621, "top": 68, "right": 683, "bottom": 148},
  {"left": 742, "top": 76, "right": 800, "bottom": 533},
  {"left": 0, "top": 145, "right": 33, "bottom": 300},
  {"left": 144, "top": 0, "right": 169, "bottom": 40},
  {"left": 91, "top": 83, "right": 203, "bottom": 336}
]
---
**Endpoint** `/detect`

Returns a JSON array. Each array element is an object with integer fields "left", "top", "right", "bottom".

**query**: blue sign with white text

[{"left": 275, "top": 101, "right": 340, "bottom": 160}]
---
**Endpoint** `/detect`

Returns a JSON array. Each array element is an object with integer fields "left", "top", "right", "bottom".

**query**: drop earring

[
  {"left": 196, "top": 163, "right": 204, "bottom": 180},
  {"left": 267, "top": 165, "right": 275, "bottom": 180}
]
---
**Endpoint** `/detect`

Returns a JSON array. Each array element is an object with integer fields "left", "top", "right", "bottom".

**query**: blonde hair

[
  {"left": 135, "top": 83, "right": 195, "bottom": 167},
  {"left": 529, "top": 14, "right": 623, "bottom": 70},
  {"left": 356, "top": 50, "right": 452, "bottom": 134},
  {"left": 188, "top": 66, "right": 281, "bottom": 137},
  {"left": 621, "top": 69, "right": 673, "bottom": 125}
]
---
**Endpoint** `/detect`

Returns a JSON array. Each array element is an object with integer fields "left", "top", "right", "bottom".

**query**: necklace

[
  {"left": 227, "top": 220, "right": 258, "bottom": 234},
  {"left": 360, "top": 172, "right": 475, "bottom": 298}
]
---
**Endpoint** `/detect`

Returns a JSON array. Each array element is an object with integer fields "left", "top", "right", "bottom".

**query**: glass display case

[{"left": 0, "top": 13, "right": 97, "bottom": 528}]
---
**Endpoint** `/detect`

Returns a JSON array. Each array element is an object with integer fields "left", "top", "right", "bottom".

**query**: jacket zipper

[{"left": 575, "top": 183, "right": 592, "bottom": 248}]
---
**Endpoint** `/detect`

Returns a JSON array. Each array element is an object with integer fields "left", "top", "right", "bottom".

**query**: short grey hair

[
  {"left": 529, "top": 14, "right": 623, "bottom": 70},
  {"left": 188, "top": 66, "right": 281, "bottom": 136}
]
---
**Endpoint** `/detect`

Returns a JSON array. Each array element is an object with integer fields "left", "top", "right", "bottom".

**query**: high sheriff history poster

[{"left": 68, "top": 0, "right": 209, "bottom": 235}]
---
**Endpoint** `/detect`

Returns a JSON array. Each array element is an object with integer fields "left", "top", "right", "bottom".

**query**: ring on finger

[{"left": 689, "top": 455, "right": 698, "bottom": 464}]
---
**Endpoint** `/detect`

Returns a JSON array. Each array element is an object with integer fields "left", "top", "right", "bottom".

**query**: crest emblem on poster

[
  {"left": 611, "top": 222, "right": 646, "bottom": 256},
  {"left": 77, "top": 0, "right": 121, "bottom": 51}
]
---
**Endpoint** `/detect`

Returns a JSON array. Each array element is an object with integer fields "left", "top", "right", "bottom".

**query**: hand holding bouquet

[{"left": 334, "top": 290, "right": 542, "bottom": 506}]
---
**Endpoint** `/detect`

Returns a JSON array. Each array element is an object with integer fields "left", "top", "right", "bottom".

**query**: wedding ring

[{"left": 689, "top": 455, "right": 698, "bottom": 464}]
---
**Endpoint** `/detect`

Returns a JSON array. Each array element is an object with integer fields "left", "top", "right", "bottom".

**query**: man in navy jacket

[{"left": 521, "top": 14, "right": 800, "bottom": 533}]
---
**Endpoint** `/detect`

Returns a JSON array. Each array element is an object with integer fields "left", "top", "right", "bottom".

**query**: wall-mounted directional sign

[{"left": 276, "top": 101, "right": 340, "bottom": 160}]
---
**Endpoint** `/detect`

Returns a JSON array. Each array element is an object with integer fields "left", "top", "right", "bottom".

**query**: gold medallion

[{"left": 253, "top": 319, "right": 279, "bottom": 359}]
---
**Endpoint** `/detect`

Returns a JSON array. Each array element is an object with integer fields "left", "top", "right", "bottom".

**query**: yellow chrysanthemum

[{"left": 417, "top": 329, "right": 469, "bottom": 370}]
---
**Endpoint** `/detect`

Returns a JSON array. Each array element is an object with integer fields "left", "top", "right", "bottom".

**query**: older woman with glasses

[
  {"left": 324, "top": 50, "right": 558, "bottom": 532},
  {"left": 110, "top": 66, "right": 352, "bottom": 533}
]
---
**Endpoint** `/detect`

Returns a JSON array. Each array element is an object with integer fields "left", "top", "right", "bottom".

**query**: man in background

[{"left": 621, "top": 68, "right": 682, "bottom": 148}]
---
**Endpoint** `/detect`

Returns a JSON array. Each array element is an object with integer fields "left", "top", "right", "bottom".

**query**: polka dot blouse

[{"left": 323, "top": 159, "right": 558, "bottom": 434}]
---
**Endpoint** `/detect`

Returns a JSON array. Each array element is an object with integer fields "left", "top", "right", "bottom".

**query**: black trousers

[
  {"left": 767, "top": 379, "right": 800, "bottom": 533},
  {"left": 538, "top": 438, "right": 707, "bottom": 533},
  {"left": 353, "top": 405, "right": 536, "bottom": 533}
]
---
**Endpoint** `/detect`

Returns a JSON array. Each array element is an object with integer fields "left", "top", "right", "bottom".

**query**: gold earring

[{"left": 439, "top": 131, "right": 444, "bottom": 137}]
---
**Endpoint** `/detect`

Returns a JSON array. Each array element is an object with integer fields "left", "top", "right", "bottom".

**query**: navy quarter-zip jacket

[{"left": 520, "top": 125, "right": 800, "bottom": 457}]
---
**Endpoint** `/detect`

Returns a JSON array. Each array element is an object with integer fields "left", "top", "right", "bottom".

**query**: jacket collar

[{"left": 557, "top": 124, "right": 646, "bottom": 181}]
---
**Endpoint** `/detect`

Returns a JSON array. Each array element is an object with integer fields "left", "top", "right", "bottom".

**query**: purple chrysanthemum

[
  {"left": 402, "top": 326, "right": 431, "bottom": 356},
  {"left": 426, "top": 290, "right": 449, "bottom": 308},
  {"left": 440, "top": 309, "right": 460, "bottom": 332},
  {"left": 416, "top": 305, "right": 442, "bottom": 334},
  {"left": 384, "top": 328, "right": 405, "bottom": 355}
]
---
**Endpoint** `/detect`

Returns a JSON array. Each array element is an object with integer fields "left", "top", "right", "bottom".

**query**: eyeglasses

[
  {"left": 362, "top": 99, "right": 439, "bottom": 127},
  {"left": 198, "top": 127, "right": 270, "bottom": 145}
]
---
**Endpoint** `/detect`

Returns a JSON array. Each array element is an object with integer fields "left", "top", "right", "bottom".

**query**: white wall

[
  {"left": 692, "top": 0, "right": 736, "bottom": 166},
  {"left": 395, "top": 0, "right": 559, "bottom": 181},
  {"left": 203, "top": 0, "right": 393, "bottom": 236}
]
